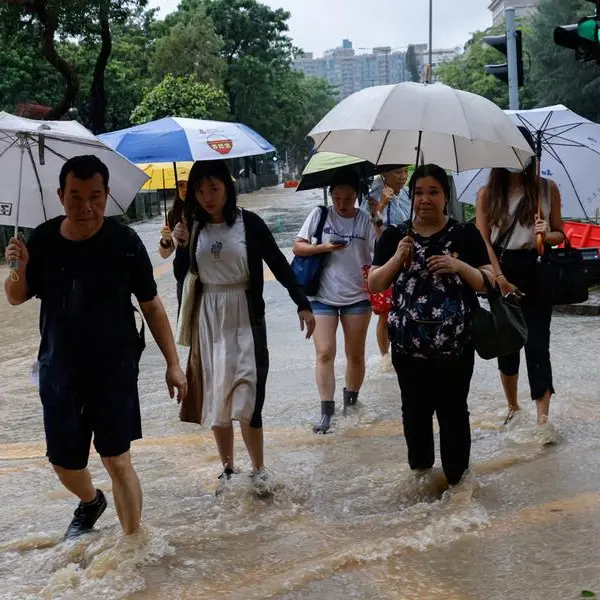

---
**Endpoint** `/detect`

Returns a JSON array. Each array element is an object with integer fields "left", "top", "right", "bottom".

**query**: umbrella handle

[
  {"left": 536, "top": 152, "right": 544, "bottom": 257},
  {"left": 8, "top": 232, "right": 20, "bottom": 281},
  {"left": 9, "top": 143, "right": 25, "bottom": 280}
]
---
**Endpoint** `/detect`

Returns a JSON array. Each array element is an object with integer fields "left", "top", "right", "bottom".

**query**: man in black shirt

[{"left": 4, "top": 155, "right": 187, "bottom": 539}]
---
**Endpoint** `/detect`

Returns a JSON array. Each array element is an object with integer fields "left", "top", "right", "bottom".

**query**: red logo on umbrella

[{"left": 207, "top": 135, "right": 233, "bottom": 155}]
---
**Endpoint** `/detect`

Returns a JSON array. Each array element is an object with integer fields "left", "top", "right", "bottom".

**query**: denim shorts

[{"left": 311, "top": 299, "right": 372, "bottom": 317}]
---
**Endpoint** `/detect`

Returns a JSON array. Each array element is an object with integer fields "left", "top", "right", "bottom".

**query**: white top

[
  {"left": 196, "top": 212, "right": 249, "bottom": 285},
  {"left": 490, "top": 180, "right": 552, "bottom": 251},
  {"left": 298, "top": 206, "right": 376, "bottom": 306}
]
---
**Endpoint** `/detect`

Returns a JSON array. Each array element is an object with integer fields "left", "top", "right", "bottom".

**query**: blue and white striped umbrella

[{"left": 99, "top": 117, "right": 275, "bottom": 164}]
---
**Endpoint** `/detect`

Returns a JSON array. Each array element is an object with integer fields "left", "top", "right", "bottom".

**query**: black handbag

[
  {"left": 539, "top": 237, "right": 589, "bottom": 306},
  {"left": 535, "top": 179, "right": 588, "bottom": 306},
  {"left": 470, "top": 275, "right": 528, "bottom": 360}
]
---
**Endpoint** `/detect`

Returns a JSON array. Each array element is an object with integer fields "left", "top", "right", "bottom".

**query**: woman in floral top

[{"left": 368, "top": 164, "right": 492, "bottom": 487}]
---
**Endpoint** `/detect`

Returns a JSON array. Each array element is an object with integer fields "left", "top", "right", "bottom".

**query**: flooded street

[{"left": 1, "top": 185, "right": 600, "bottom": 599}]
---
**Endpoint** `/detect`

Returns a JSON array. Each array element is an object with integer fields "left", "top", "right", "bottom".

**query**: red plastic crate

[{"left": 562, "top": 221, "right": 600, "bottom": 249}]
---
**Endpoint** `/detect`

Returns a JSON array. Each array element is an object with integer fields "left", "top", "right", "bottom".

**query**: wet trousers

[
  {"left": 392, "top": 348, "right": 474, "bottom": 486},
  {"left": 495, "top": 249, "right": 554, "bottom": 400}
]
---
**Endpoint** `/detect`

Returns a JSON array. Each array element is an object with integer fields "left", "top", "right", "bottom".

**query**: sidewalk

[{"left": 554, "top": 286, "right": 600, "bottom": 316}]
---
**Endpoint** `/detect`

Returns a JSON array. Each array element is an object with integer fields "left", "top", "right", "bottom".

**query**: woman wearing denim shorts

[{"left": 294, "top": 168, "right": 376, "bottom": 433}]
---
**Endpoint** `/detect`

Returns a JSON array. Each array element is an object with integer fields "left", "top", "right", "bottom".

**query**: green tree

[
  {"left": 529, "top": 0, "right": 600, "bottom": 122},
  {"left": 405, "top": 45, "right": 420, "bottom": 82},
  {"left": 436, "top": 28, "right": 536, "bottom": 109},
  {"left": 152, "top": 8, "right": 224, "bottom": 85},
  {"left": 155, "top": 0, "right": 303, "bottom": 153},
  {"left": 0, "top": 24, "right": 66, "bottom": 112},
  {"left": 130, "top": 73, "right": 229, "bottom": 124},
  {"left": 189, "top": 0, "right": 295, "bottom": 111},
  {"left": 68, "top": 7, "right": 157, "bottom": 131},
  {"left": 286, "top": 76, "right": 337, "bottom": 171},
  {"left": 0, "top": 0, "right": 148, "bottom": 130}
]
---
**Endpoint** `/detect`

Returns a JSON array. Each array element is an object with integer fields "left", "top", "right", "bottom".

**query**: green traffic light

[{"left": 578, "top": 17, "right": 600, "bottom": 43}]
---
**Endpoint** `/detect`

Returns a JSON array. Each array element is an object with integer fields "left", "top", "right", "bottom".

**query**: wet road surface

[{"left": 0, "top": 186, "right": 599, "bottom": 599}]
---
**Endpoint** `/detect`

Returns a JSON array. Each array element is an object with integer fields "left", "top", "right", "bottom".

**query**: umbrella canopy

[
  {"left": 297, "top": 152, "right": 402, "bottom": 191},
  {"left": 138, "top": 162, "right": 193, "bottom": 190},
  {"left": 453, "top": 105, "right": 600, "bottom": 219},
  {"left": 99, "top": 117, "right": 275, "bottom": 164},
  {"left": 0, "top": 112, "right": 149, "bottom": 230},
  {"left": 308, "top": 82, "right": 535, "bottom": 172}
]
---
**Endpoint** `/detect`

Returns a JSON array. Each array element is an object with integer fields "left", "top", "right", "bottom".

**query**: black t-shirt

[
  {"left": 373, "top": 219, "right": 490, "bottom": 271},
  {"left": 26, "top": 217, "right": 157, "bottom": 375}
]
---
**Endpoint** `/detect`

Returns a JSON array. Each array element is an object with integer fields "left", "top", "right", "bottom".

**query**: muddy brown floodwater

[{"left": 1, "top": 185, "right": 599, "bottom": 600}]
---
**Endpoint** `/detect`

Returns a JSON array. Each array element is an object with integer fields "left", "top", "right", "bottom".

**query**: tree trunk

[
  {"left": 89, "top": 2, "right": 112, "bottom": 134},
  {"left": 1, "top": 0, "right": 80, "bottom": 120},
  {"left": 34, "top": 0, "right": 79, "bottom": 120}
]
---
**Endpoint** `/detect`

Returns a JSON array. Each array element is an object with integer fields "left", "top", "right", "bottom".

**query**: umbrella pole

[
  {"left": 408, "top": 130, "right": 423, "bottom": 228},
  {"left": 162, "top": 168, "right": 168, "bottom": 225},
  {"left": 535, "top": 130, "right": 544, "bottom": 256},
  {"left": 173, "top": 161, "right": 179, "bottom": 223},
  {"left": 323, "top": 187, "right": 328, "bottom": 207},
  {"left": 9, "top": 141, "right": 25, "bottom": 281}
]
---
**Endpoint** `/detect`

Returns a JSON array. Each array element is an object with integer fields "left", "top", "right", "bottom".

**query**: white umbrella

[
  {"left": 453, "top": 105, "right": 600, "bottom": 219},
  {"left": 0, "top": 112, "right": 149, "bottom": 233},
  {"left": 308, "top": 82, "right": 535, "bottom": 173}
]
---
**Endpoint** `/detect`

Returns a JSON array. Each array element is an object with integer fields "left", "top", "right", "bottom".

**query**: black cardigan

[{"left": 173, "top": 209, "right": 311, "bottom": 321}]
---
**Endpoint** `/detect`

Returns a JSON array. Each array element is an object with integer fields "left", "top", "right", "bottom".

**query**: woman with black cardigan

[{"left": 172, "top": 160, "right": 315, "bottom": 497}]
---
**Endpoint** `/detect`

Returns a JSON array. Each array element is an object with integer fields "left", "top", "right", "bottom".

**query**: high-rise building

[
  {"left": 295, "top": 40, "right": 402, "bottom": 99},
  {"left": 489, "top": 0, "right": 540, "bottom": 25},
  {"left": 415, "top": 45, "right": 462, "bottom": 81},
  {"left": 294, "top": 40, "right": 462, "bottom": 98}
]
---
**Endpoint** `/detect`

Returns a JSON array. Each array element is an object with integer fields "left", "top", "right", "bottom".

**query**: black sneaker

[{"left": 64, "top": 489, "right": 107, "bottom": 540}]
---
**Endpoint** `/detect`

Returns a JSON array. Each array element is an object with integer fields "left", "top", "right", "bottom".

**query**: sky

[{"left": 149, "top": 0, "right": 493, "bottom": 56}]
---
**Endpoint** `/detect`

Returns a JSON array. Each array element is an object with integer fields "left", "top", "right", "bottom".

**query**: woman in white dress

[{"left": 173, "top": 160, "right": 315, "bottom": 495}]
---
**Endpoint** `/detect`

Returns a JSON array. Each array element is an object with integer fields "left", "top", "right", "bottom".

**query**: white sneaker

[{"left": 250, "top": 468, "right": 275, "bottom": 498}]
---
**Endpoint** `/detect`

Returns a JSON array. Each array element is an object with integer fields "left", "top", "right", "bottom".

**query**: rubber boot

[
  {"left": 342, "top": 389, "right": 359, "bottom": 417},
  {"left": 313, "top": 401, "right": 335, "bottom": 434}
]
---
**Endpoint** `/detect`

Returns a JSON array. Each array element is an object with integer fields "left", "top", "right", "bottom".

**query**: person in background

[
  {"left": 159, "top": 173, "right": 189, "bottom": 313},
  {"left": 172, "top": 159, "right": 315, "bottom": 497},
  {"left": 476, "top": 127, "right": 563, "bottom": 428},
  {"left": 294, "top": 168, "right": 376, "bottom": 434},
  {"left": 361, "top": 166, "right": 412, "bottom": 359},
  {"left": 369, "top": 164, "right": 492, "bottom": 487},
  {"left": 4, "top": 155, "right": 187, "bottom": 539}
]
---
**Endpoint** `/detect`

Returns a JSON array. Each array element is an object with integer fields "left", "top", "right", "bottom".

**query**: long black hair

[
  {"left": 487, "top": 126, "right": 538, "bottom": 227},
  {"left": 184, "top": 159, "right": 238, "bottom": 229}
]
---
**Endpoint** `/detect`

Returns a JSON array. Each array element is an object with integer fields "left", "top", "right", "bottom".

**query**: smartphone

[{"left": 330, "top": 236, "right": 348, "bottom": 247}]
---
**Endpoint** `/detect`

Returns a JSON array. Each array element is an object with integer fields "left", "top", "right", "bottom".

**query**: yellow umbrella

[
  {"left": 138, "top": 162, "right": 193, "bottom": 190},
  {"left": 138, "top": 161, "right": 237, "bottom": 190}
]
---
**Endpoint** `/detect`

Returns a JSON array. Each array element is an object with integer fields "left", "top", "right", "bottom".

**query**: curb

[{"left": 553, "top": 290, "right": 600, "bottom": 316}]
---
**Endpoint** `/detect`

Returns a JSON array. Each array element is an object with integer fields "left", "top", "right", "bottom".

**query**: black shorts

[{"left": 39, "top": 359, "right": 142, "bottom": 470}]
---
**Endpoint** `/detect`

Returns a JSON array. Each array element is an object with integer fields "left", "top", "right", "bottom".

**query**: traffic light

[
  {"left": 483, "top": 30, "right": 524, "bottom": 87},
  {"left": 554, "top": 16, "right": 600, "bottom": 62}
]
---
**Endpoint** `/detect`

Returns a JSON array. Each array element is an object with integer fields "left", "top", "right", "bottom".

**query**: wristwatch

[{"left": 371, "top": 216, "right": 383, "bottom": 227}]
